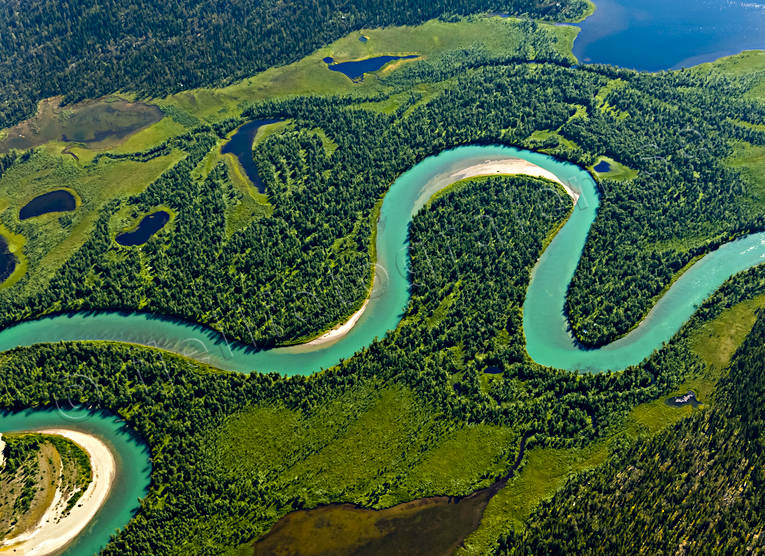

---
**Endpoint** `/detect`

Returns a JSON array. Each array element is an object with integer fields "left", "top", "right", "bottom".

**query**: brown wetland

[
  {"left": 251, "top": 436, "right": 529, "bottom": 555},
  {"left": 251, "top": 491, "right": 493, "bottom": 556},
  {"left": 0, "top": 96, "right": 162, "bottom": 152}
]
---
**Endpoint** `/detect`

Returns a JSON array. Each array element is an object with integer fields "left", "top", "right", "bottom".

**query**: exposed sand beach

[
  {"left": 0, "top": 429, "right": 115, "bottom": 556},
  {"left": 304, "top": 297, "right": 370, "bottom": 346},
  {"left": 450, "top": 159, "right": 581, "bottom": 203}
]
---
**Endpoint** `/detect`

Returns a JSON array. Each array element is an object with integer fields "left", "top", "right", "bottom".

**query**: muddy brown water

[
  {"left": 0, "top": 96, "right": 162, "bottom": 152},
  {"left": 251, "top": 436, "right": 529, "bottom": 555}
]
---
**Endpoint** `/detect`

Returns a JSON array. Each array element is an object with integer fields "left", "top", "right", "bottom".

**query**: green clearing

[
  {"left": 591, "top": 155, "right": 637, "bottom": 181},
  {"left": 161, "top": 18, "right": 578, "bottom": 123},
  {"left": 525, "top": 129, "right": 583, "bottom": 155},
  {"left": 110, "top": 117, "right": 188, "bottom": 154},
  {"left": 594, "top": 79, "right": 630, "bottom": 119},
  {"left": 689, "top": 293, "right": 765, "bottom": 370},
  {"left": 216, "top": 383, "right": 518, "bottom": 513},
  {"left": 253, "top": 121, "right": 292, "bottom": 147},
  {"left": 726, "top": 141, "right": 765, "bottom": 211},
  {"left": 692, "top": 50, "right": 765, "bottom": 102},
  {"left": 0, "top": 148, "right": 185, "bottom": 290}
]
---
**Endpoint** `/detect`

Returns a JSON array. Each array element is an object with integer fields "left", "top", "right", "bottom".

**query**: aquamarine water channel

[{"left": 0, "top": 143, "right": 763, "bottom": 374}]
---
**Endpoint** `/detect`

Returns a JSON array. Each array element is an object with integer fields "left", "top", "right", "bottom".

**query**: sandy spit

[
  {"left": 303, "top": 297, "right": 370, "bottom": 346},
  {"left": 450, "top": 159, "right": 581, "bottom": 203},
  {"left": 0, "top": 429, "right": 116, "bottom": 556}
]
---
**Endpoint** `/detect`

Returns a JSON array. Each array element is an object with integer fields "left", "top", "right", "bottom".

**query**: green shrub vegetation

[
  {"left": 0, "top": 13, "right": 763, "bottom": 555},
  {"left": 496, "top": 310, "right": 765, "bottom": 554}
]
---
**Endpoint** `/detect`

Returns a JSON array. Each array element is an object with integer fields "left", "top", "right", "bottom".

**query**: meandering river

[{"left": 0, "top": 141, "right": 763, "bottom": 374}]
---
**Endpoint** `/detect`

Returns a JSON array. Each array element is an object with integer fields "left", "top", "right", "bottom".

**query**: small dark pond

[
  {"left": 359, "top": 35, "right": 368, "bottom": 43},
  {"left": 593, "top": 160, "right": 611, "bottom": 173},
  {"left": 324, "top": 55, "right": 419, "bottom": 81},
  {"left": 19, "top": 189, "right": 77, "bottom": 220},
  {"left": 0, "top": 236, "right": 17, "bottom": 284},
  {"left": 484, "top": 366, "right": 503, "bottom": 374},
  {"left": 116, "top": 211, "right": 170, "bottom": 246},
  {"left": 665, "top": 390, "right": 700, "bottom": 408},
  {"left": 220, "top": 119, "right": 281, "bottom": 193}
]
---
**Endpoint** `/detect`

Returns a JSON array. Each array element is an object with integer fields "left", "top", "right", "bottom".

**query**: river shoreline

[
  {"left": 300, "top": 156, "right": 580, "bottom": 349},
  {"left": 0, "top": 429, "right": 116, "bottom": 556}
]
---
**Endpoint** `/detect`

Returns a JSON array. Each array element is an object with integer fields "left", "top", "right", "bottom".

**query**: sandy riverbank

[
  {"left": 304, "top": 297, "right": 370, "bottom": 346},
  {"left": 450, "top": 159, "right": 581, "bottom": 203},
  {"left": 0, "top": 429, "right": 115, "bottom": 556},
  {"left": 301, "top": 157, "right": 579, "bottom": 347}
]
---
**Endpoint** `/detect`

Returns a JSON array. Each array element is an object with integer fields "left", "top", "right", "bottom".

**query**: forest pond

[
  {"left": 324, "top": 55, "right": 419, "bottom": 80},
  {"left": 116, "top": 211, "right": 171, "bottom": 246},
  {"left": 19, "top": 189, "right": 77, "bottom": 220},
  {"left": 0, "top": 236, "right": 16, "bottom": 283},
  {"left": 220, "top": 119, "right": 280, "bottom": 193}
]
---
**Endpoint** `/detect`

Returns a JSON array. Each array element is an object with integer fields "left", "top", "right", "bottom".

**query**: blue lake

[
  {"left": 221, "top": 119, "right": 280, "bottom": 193},
  {"left": 573, "top": 0, "right": 765, "bottom": 71},
  {"left": 116, "top": 210, "right": 171, "bottom": 246},
  {"left": 324, "top": 55, "right": 419, "bottom": 80}
]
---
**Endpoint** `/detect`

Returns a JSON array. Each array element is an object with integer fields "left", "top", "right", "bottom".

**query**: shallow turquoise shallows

[
  {"left": 0, "top": 408, "right": 151, "bottom": 555},
  {"left": 0, "top": 144, "right": 763, "bottom": 374}
]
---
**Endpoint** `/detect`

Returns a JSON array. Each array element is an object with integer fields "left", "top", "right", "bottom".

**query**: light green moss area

[
  {"left": 214, "top": 384, "right": 518, "bottom": 512},
  {"left": 161, "top": 17, "right": 578, "bottom": 123},
  {"left": 726, "top": 141, "right": 765, "bottom": 211},
  {"left": 591, "top": 155, "right": 638, "bottom": 181},
  {"left": 691, "top": 50, "right": 765, "bottom": 102}
]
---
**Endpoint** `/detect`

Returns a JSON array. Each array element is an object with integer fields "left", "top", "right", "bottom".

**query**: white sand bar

[
  {"left": 0, "top": 429, "right": 115, "bottom": 556},
  {"left": 304, "top": 297, "right": 370, "bottom": 346},
  {"left": 450, "top": 159, "right": 581, "bottom": 203}
]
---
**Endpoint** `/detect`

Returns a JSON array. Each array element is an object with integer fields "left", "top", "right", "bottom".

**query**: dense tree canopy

[
  {"left": 0, "top": 0, "right": 589, "bottom": 129},
  {"left": 496, "top": 309, "right": 765, "bottom": 554}
]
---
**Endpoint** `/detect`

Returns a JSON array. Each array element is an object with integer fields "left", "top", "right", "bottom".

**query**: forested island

[{"left": 0, "top": 1, "right": 763, "bottom": 554}]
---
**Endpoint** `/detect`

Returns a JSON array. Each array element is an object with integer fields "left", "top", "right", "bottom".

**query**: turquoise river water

[
  {"left": 2, "top": 142, "right": 765, "bottom": 553},
  {"left": 0, "top": 144, "right": 763, "bottom": 374}
]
